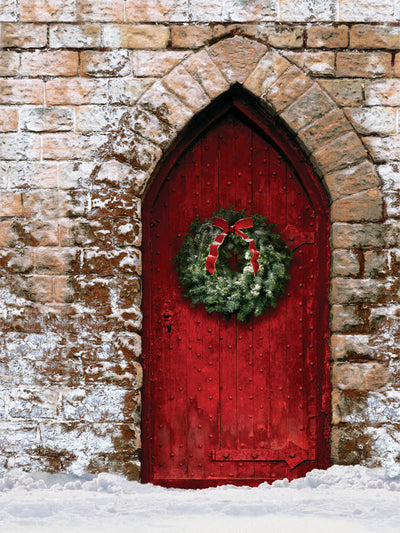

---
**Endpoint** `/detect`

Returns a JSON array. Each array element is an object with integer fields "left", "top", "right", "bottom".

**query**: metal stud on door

[{"left": 142, "top": 92, "right": 331, "bottom": 488}]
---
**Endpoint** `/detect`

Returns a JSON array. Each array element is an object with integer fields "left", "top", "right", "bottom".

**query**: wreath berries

[{"left": 174, "top": 207, "right": 293, "bottom": 322}]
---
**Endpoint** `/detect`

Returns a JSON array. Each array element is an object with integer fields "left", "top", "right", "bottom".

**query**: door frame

[{"left": 141, "top": 85, "right": 331, "bottom": 485}]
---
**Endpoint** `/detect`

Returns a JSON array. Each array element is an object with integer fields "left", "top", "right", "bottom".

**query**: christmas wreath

[{"left": 174, "top": 207, "right": 293, "bottom": 321}]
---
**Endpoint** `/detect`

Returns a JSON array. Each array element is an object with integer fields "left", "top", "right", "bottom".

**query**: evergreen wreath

[{"left": 174, "top": 207, "right": 293, "bottom": 321}]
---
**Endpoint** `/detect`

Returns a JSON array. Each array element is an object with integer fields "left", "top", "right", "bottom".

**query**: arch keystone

[{"left": 208, "top": 35, "right": 267, "bottom": 84}]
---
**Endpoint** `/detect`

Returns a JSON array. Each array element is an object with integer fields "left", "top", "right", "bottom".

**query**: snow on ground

[{"left": 0, "top": 466, "right": 399, "bottom": 533}]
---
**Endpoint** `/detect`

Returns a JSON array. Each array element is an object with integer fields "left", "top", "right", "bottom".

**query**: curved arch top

[{"left": 129, "top": 36, "right": 376, "bottom": 210}]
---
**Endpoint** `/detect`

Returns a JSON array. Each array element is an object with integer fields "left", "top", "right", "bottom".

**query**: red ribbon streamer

[{"left": 206, "top": 216, "right": 260, "bottom": 276}]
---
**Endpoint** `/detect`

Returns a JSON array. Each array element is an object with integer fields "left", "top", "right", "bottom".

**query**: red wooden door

[{"left": 142, "top": 97, "right": 330, "bottom": 488}]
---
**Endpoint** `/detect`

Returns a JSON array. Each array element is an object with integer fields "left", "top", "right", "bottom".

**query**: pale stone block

[
  {"left": 132, "top": 51, "right": 190, "bottom": 77},
  {"left": 183, "top": 50, "right": 229, "bottom": 100},
  {"left": 139, "top": 81, "right": 193, "bottom": 131},
  {"left": 331, "top": 334, "right": 373, "bottom": 359},
  {"left": 339, "top": 0, "right": 394, "bottom": 21},
  {"left": 108, "top": 78, "right": 155, "bottom": 105},
  {"left": 264, "top": 65, "right": 313, "bottom": 113},
  {"left": 209, "top": 36, "right": 267, "bottom": 84},
  {"left": 363, "top": 136, "right": 400, "bottom": 162},
  {"left": 46, "top": 79, "right": 108, "bottom": 105},
  {"left": 319, "top": 79, "right": 362, "bottom": 106},
  {"left": 331, "top": 223, "right": 384, "bottom": 249},
  {"left": 344, "top": 107, "right": 397, "bottom": 136},
  {"left": 311, "top": 132, "right": 366, "bottom": 174},
  {"left": 50, "top": 24, "right": 102, "bottom": 48},
  {"left": 281, "top": 84, "right": 335, "bottom": 132},
  {"left": 332, "top": 362, "right": 389, "bottom": 391},
  {"left": 331, "top": 189, "right": 383, "bottom": 223},
  {"left": 298, "top": 109, "right": 352, "bottom": 156},
  {"left": 350, "top": 24, "right": 400, "bottom": 49},
  {"left": 21, "top": 107, "right": 74, "bottom": 132},
  {"left": 330, "top": 304, "right": 364, "bottom": 331},
  {"left": 103, "top": 24, "right": 170, "bottom": 49},
  {"left": 1, "top": 23, "right": 48, "bottom": 48},
  {"left": 324, "top": 161, "right": 380, "bottom": 201},
  {"left": 162, "top": 64, "right": 210, "bottom": 112},
  {"left": 0, "top": 133, "right": 41, "bottom": 160},
  {"left": 279, "top": 0, "right": 337, "bottom": 21},
  {"left": 331, "top": 249, "right": 360, "bottom": 277},
  {"left": 365, "top": 80, "right": 400, "bottom": 106},
  {"left": 80, "top": 50, "right": 131, "bottom": 77},
  {"left": 243, "top": 51, "right": 290, "bottom": 97}
]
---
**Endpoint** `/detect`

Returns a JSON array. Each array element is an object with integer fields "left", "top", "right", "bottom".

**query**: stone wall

[{"left": 0, "top": 1, "right": 400, "bottom": 478}]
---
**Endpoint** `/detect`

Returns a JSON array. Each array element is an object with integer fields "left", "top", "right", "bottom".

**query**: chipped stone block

[{"left": 331, "top": 249, "right": 360, "bottom": 277}]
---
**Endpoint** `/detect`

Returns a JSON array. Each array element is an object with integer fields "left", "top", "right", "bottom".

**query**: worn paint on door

[{"left": 142, "top": 95, "right": 330, "bottom": 488}]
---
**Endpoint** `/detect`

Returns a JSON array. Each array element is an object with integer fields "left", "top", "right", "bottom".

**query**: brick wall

[{"left": 1, "top": 1, "right": 400, "bottom": 477}]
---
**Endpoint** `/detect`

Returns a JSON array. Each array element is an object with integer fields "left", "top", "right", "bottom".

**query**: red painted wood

[{"left": 142, "top": 91, "right": 331, "bottom": 488}]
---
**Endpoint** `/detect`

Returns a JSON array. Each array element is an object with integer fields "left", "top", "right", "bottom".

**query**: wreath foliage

[{"left": 174, "top": 207, "right": 293, "bottom": 321}]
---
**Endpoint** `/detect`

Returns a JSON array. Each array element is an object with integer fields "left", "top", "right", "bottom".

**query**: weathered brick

[
  {"left": 139, "top": 81, "right": 193, "bottom": 131},
  {"left": 325, "top": 161, "right": 380, "bottom": 201},
  {"left": 318, "top": 79, "right": 362, "bottom": 106},
  {"left": 350, "top": 24, "right": 400, "bottom": 49},
  {"left": 89, "top": 191, "right": 141, "bottom": 220},
  {"left": 331, "top": 305, "right": 364, "bottom": 331},
  {"left": 108, "top": 78, "right": 155, "bottom": 106},
  {"left": 331, "top": 188, "right": 383, "bottom": 223},
  {"left": 183, "top": 50, "right": 229, "bottom": 100},
  {"left": 162, "top": 65, "right": 210, "bottom": 113},
  {"left": 339, "top": 0, "right": 395, "bottom": 22},
  {"left": 21, "top": 107, "right": 74, "bottom": 133},
  {"left": 364, "top": 250, "right": 388, "bottom": 277},
  {"left": 209, "top": 36, "right": 267, "bottom": 84},
  {"left": 279, "top": 0, "right": 336, "bottom": 22},
  {"left": 54, "top": 276, "right": 73, "bottom": 303},
  {"left": 4, "top": 162, "right": 58, "bottom": 189},
  {"left": 337, "top": 52, "right": 391, "bottom": 78},
  {"left": 49, "top": 24, "right": 102, "bottom": 48},
  {"left": 331, "top": 278, "right": 389, "bottom": 304},
  {"left": 298, "top": 109, "right": 352, "bottom": 155},
  {"left": 307, "top": 25, "right": 348, "bottom": 48},
  {"left": 365, "top": 80, "right": 400, "bottom": 106},
  {"left": 75, "top": 106, "right": 126, "bottom": 132},
  {"left": 128, "top": 106, "right": 175, "bottom": 150},
  {"left": 5, "top": 250, "right": 34, "bottom": 274},
  {"left": 0, "top": 133, "right": 41, "bottom": 161},
  {"left": 35, "top": 248, "right": 77, "bottom": 274},
  {"left": 332, "top": 390, "right": 369, "bottom": 424},
  {"left": 331, "top": 223, "right": 384, "bottom": 249},
  {"left": 267, "top": 25, "right": 304, "bottom": 48},
  {"left": 0, "top": 107, "right": 18, "bottom": 132},
  {"left": 344, "top": 107, "right": 397, "bottom": 135},
  {"left": 0, "top": 51, "right": 19, "bottom": 76},
  {"left": 126, "top": 0, "right": 188, "bottom": 22},
  {"left": 58, "top": 161, "right": 95, "bottom": 189},
  {"left": 94, "top": 160, "right": 138, "bottom": 189},
  {"left": 171, "top": 25, "right": 213, "bottom": 48},
  {"left": 80, "top": 50, "right": 131, "bottom": 77},
  {"left": 103, "top": 24, "right": 170, "bottom": 49},
  {"left": 0, "top": 0, "right": 18, "bottom": 22},
  {"left": 331, "top": 249, "right": 360, "bottom": 277},
  {"left": 281, "top": 84, "right": 335, "bottom": 132},
  {"left": 0, "top": 79, "right": 44, "bottom": 105},
  {"left": 363, "top": 136, "right": 400, "bottom": 163},
  {"left": 0, "top": 193, "right": 23, "bottom": 217},
  {"left": 0, "top": 23, "right": 47, "bottom": 48},
  {"left": 283, "top": 51, "right": 335, "bottom": 76},
  {"left": 333, "top": 362, "right": 389, "bottom": 391},
  {"left": 132, "top": 51, "right": 190, "bottom": 77},
  {"left": 23, "top": 190, "right": 68, "bottom": 219},
  {"left": 244, "top": 51, "right": 290, "bottom": 97},
  {"left": 311, "top": 132, "right": 366, "bottom": 174},
  {"left": 264, "top": 65, "right": 313, "bottom": 113},
  {"left": 331, "top": 334, "right": 374, "bottom": 360},
  {"left": 82, "top": 248, "right": 141, "bottom": 276},
  {"left": 20, "top": 0, "right": 75, "bottom": 21},
  {"left": 76, "top": 0, "right": 124, "bottom": 21},
  {"left": 43, "top": 134, "right": 107, "bottom": 160},
  {"left": 46, "top": 79, "right": 108, "bottom": 105},
  {"left": 21, "top": 51, "right": 78, "bottom": 77}
]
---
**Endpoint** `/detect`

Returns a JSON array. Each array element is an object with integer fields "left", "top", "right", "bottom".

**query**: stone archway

[{"left": 91, "top": 35, "right": 385, "bottom": 474}]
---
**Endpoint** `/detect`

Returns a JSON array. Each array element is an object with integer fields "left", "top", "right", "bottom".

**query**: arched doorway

[{"left": 142, "top": 88, "right": 331, "bottom": 488}]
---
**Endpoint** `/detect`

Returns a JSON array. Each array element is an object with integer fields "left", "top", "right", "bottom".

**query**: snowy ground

[{"left": 0, "top": 466, "right": 399, "bottom": 533}]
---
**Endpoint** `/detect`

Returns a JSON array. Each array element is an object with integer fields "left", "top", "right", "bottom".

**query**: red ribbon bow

[{"left": 206, "top": 216, "right": 260, "bottom": 275}]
